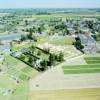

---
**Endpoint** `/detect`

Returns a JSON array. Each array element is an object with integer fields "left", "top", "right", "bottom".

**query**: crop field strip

[
  {"left": 84, "top": 57, "right": 100, "bottom": 64},
  {"left": 30, "top": 88, "right": 100, "bottom": 100},
  {"left": 63, "top": 64, "right": 100, "bottom": 74}
]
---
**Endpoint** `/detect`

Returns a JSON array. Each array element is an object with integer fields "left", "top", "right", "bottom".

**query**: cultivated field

[
  {"left": 32, "top": 13, "right": 100, "bottom": 19},
  {"left": 48, "top": 36, "right": 75, "bottom": 45},
  {"left": 84, "top": 57, "right": 100, "bottom": 64},
  {"left": 30, "top": 88, "right": 100, "bottom": 100},
  {"left": 0, "top": 55, "right": 38, "bottom": 100},
  {"left": 63, "top": 64, "right": 100, "bottom": 74}
]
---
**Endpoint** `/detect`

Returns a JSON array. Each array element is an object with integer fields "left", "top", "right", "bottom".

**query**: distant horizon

[
  {"left": 0, "top": 0, "right": 100, "bottom": 9},
  {"left": 0, "top": 8, "right": 100, "bottom": 10}
]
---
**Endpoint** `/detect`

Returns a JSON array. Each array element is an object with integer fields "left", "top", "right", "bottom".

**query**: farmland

[
  {"left": 84, "top": 57, "right": 100, "bottom": 64},
  {"left": 63, "top": 56, "right": 100, "bottom": 74},
  {"left": 30, "top": 88, "right": 100, "bottom": 100},
  {"left": 0, "top": 55, "right": 38, "bottom": 100},
  {"left": 63, "top": 64, "right": 100, "bottom": 74},
  {"left": 0, "top": 8, "right": 100, "bottom": 100},
  {"left": 32, "top": 13, "right": 100, "bottom": 19},
  {"left": 48, "top": 36, "right": 75, "bottom": 45}
]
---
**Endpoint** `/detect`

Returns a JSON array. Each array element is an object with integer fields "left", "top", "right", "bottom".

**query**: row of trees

[
  {"left": 20, "top": 30, "right": 37, "bottom": 41},
  {"left": 40, "top": 52, "right": 64, "bottom": 71},
  {"left": 48, "top": 52, "right": 64, "bottom": 66},
  {"left": 73, "top": 37, "right": 84, "bottom": 53}
]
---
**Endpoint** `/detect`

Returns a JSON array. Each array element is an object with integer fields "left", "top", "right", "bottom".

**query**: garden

[{"left": 12, "top": 46, "right": 64, "bottom": 72}]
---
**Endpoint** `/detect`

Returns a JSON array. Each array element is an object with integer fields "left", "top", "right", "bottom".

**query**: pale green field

[
  {"left": 33, "top": 13, "right": 100, "bottom": 19},
  {"left": 12, "top": 37, "right": 49, "bottom": 51},
  {"left": 0, "top": 55, "right": 38, "bottom": 100},
  {"left": 48, "top": 36, "right": 75, "bottom": 45},
  {"left": 84, "top": 57, "right": 100, "bottom": 64},
  {"left": 30, "top": 88, "right": 100, "bottom": 100},
  {"left": 63, "top": 64, "right": 100, "bottom": 74}
]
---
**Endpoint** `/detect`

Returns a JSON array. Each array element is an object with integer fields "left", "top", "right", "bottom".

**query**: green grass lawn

[
  {"left": 12, "top": 37, "right": 48, "bottom": 52},
  {"left": 0, "top": 73, "right": 29, "bottom": 100},
  {"left": 9, "top": 81, "right": 29, "bottom": 100},
  {"left": 84, "top": 57, "right": 100, "bottom": 64},
  {"left": 0, "top": 55, "right": 38, "bottom": 100},
  {"left": 32, "top": 13, "right": 100, "bottom": 19},
  {"left": 35, "top": 48, "right": 49, "bottom": 61},
  {"left": 48, "top": 36, "right": 75, "bottom": 45},
  {"left": 37, "top": 52, "right": 49, "bottom": 60},
  {"left": 63, "top": 64, "right": 100, "bottom": 74}
]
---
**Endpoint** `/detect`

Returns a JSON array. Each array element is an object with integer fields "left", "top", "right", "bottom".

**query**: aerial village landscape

[{"left": 0, "top": 0, "right": 100, "bottom": 100}]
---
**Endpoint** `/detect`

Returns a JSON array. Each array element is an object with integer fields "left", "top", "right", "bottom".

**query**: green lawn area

[
  {"left": 48, "top": 36, "right": 75, "bottom": 45},
  {"left": 22, "top": 47, "right": 49, "bottom": 62},
  {"left": 9, "top": 81, "right": 29, "bottom": 100},
  {"left": 84, "top": 57, "right": 100, "bottom": 64},
  {"left": 37, "top": 52, "right": 49, "bottom": 60},
  {"left": 12, "top": 37, "right": 48, "bottom": 52},
  {"left": 0, "top": 73, "right": 29, "bottom": 100},
  {"left": 35, "top": 48, "right": 49, "bottom": 61},
  {"left": 32, "top": 14, "right": 100, "bottom": 19},
  {"left": 0, "top": 55, "right": 38, "bottom": 100},
  {"left": 12, "top": 43, "right": 32, "bottom": 51},
  {"left": 35, "top": 37, "right": 49, "bottom": 45},
  {"left": 63, "top": 64, "right": 100, "bottom": 74}
]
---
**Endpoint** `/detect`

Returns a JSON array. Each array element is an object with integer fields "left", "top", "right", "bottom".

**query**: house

[
  {"left": 0, "top": 44, "right": 10, "bottom": 54},
  {"left": 78, "top": 32, "right": 97, "bottom": 54}
]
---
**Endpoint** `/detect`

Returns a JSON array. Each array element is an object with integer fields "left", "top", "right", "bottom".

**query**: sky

[{"left": 0, "top": 0, "right": 100, "bottom": 9}]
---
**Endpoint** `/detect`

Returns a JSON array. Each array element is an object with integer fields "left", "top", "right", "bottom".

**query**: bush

[{"left": 37, "top": 50, "right": 41, "bottom": 56}]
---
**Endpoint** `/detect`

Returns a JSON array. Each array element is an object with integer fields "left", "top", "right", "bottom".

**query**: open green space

[
  {"left": 32, "top": 14, "right": 100, "bottom": 19},
  {"left": 48, "top": 36, "right": 75, "bottom": 45},
  {"left": 0, "top": 55, "right": 38, "bottom": 100},
  {"left": 29, "top": 47, "right": 50, "bottom": 61},
  {"left": 0, "top": 74, "right": 29, "bottom": 100},
  {"left": 84, "top": 57, "right": 100, "bottom": 64},
  {"left": 12, "top": 37, "right": 48, "bottom": 51},
  {"left": 63, "top": 64, "right": 100, "bottom": 74}
]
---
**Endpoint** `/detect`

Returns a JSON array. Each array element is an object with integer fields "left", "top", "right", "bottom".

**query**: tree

[
  {"left": 85, "top": 20, "right": 94, "bottom": 29},
  {"left": 44, "top": 48, "right": 50, "bottom": 54},
  {"left": 25, "top": 20, "right": 28, "bottom": 26},
  {"left": 32, "top": 26, "right": 37, "bottom": 33},
  {"left": 58, "top": 52, "right": 64, "bottom": 61},
  {"left": 73, "top": 37, "right": 84, "bottom": 51},
  {"left": 40, "top": 60, "right": 48, "bottom": 70},
  {"left": 37, "top": 50, "right": 41, "bottom": 56},
  {"left": 27, "top": 28, "right": 33, "bottom": 39},
  {"left": 96, "top": 32, "right": 100, "bottom": 41},
  {"left": 64, "top": 28, "right": 70, "bottom": 35},
  {"left": 28, "top": 56, "right": 33, "bottom": 63},
  {"left": 49, "top": 54, "right": 55, "bottom": 66},
  {"left": 20, "top": 35, "right": 26, "bottom": 41},
  {"left": 38, "top": 27, "right": 42, "bottom": 34},
  {"left": 20, "top": 55, "right": 25, "bottom": 61}
]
